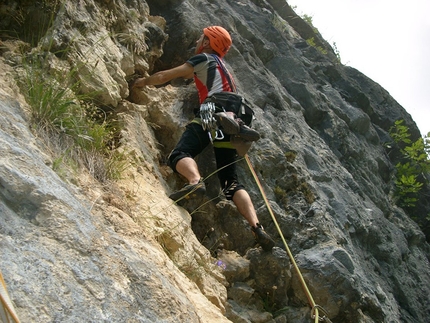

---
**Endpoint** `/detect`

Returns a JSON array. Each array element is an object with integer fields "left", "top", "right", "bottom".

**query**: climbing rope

[
  {"left": 245, "top": 154, "right": 332, "bottom": 323},
  {"left": 0, "top": 271, "right": 21, "bottom": 323}
]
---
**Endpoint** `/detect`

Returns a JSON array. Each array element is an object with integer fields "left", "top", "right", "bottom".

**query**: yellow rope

[
  {"left": 0, "top": 271, "right": 21, "bottom": 323},
  {"left": 245, "top": 154, "right": 329, "bottom": 323}
]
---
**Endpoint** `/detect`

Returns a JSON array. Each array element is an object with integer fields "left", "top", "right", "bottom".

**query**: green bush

[
  {"left": 21, "top": 57, "right": 84, "bottom": 134},
  {"left": 6, "top": 0, "right": 130, "bottom": 183},
  {"left": 17, "top": 49, "right": 128, "bottom": 183},
  {"left": 306, "top": 37, "right": 328, "bottom": 55},
  {"left": 389, "top": 120, "right": 430, "bottom": 208}
]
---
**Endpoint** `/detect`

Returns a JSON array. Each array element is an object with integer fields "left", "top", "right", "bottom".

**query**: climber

[{"left": 132, "top": 26, "right": 275, "bottom": 251}]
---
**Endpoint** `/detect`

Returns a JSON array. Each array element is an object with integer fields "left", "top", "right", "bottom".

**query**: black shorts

[{"left": 168, "top": 122, "right": 243, "bottom": 194}]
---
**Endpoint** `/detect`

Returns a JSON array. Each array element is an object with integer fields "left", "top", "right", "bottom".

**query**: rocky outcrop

[{"left": 1, "top": 1, "right": 429, "bottom": 323}]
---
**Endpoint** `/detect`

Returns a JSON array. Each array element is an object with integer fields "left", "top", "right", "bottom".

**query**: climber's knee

[
  {"left": 223, "top": 181, "right": 245, "bottom": 201},
  {"left": 168, "top": 150, "right": 192, "bottom": 173}
]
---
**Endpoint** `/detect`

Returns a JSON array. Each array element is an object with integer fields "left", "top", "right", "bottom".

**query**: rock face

[{"left": 1, "top": 1, "right": 429, "bottom": 323}]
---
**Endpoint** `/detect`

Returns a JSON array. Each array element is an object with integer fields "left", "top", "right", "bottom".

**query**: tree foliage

[{"left": 389, "top": 119, "right": 430, "bottom": 209}]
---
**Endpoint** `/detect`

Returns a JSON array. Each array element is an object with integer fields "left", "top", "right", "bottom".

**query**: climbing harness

[
  {"left": 244, "top": 154, "right": 332, "bottom": 323},
  {"left": 0, "top": 271, "right": 21, "bottom": 323},
  {"left": 209, "top": 54, "right": 255, "bottom": 126},
  {"left": 200, "top": 53, "right": 237, "bottom": 139},
  {"left": 199, "top": 55, "right": 255, "bottom": 145}
]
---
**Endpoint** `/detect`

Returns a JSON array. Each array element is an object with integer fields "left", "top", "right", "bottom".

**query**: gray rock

[{"left": 1, "top": 0, "right": 429, "bottom": 322}]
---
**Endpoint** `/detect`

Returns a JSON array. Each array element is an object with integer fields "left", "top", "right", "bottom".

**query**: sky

[{"left": 288, "top": 0, "right": 429, "bottom": 136}]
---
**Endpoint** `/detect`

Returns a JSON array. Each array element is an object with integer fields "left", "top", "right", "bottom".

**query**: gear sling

[{"left": 204, "top": 54, "right": 255, "bottom": 127}]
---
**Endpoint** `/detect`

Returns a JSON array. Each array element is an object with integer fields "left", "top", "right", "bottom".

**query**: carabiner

[{"left": 214, "top": 129, "right": 224, "bottom": 140}]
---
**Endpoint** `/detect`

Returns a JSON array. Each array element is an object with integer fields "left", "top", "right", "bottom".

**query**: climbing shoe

[
  {"left": 213, "top": 112, "right": 240, "bottom": 135},
  {"left": 169, "top": 179, "right": 206, "bottom": 202},
  {"left": 252, "top": 223, "right": 275, "bottom": 251},
  {"left": 237, "top": 124, "right": 260, "bottom": 142},
  {"left": 230, "top": 135, "right": 252, "bottom": 156}
]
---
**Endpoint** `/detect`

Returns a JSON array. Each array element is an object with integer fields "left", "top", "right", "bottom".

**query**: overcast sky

[{"left": 289, "top": 0, "right": 429, "bottom": 136}]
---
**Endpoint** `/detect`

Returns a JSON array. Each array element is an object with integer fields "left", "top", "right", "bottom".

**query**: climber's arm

[{"left": 133, "top": 63, "right": 194, "bottom": 88}]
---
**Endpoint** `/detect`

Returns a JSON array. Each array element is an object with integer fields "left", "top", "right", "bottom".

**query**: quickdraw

[{"left": 199, "top": 101, "right": 224, "bottom": 141}]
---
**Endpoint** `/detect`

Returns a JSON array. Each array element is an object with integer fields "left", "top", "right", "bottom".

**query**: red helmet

[{"left": 203, "top": 26, "right": 232, "bottom": 58}]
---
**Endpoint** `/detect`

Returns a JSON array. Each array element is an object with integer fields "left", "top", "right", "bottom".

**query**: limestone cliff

[{"left": 1, "top": 1, "right": 429, "bottom": 323}]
